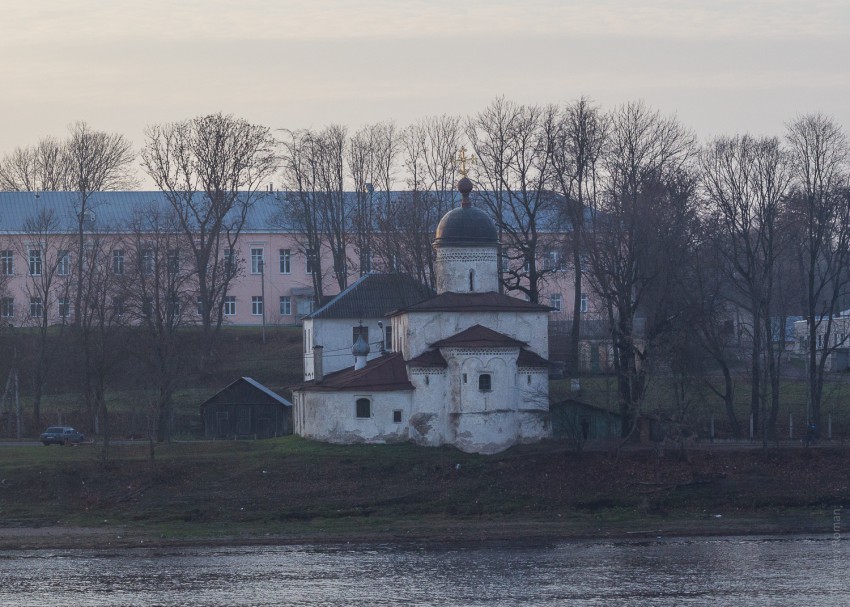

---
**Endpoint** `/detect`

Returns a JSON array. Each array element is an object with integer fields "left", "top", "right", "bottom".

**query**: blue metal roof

[
  {"left": 0, "top": 191, "right": 301, "bottom": 234},
  {"left": 0, "top": 190, "right": 581, "bottom": 234}
]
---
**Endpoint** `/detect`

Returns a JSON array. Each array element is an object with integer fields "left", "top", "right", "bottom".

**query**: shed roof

[{"left": 200, "top": 376, "right": 292, "bottom": 408}]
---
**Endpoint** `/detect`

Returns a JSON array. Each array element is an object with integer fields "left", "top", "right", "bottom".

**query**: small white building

[
  {"left": 301, "top": 273, "right": 435, "bottom": 381},
  {"left": 291, "top": 177, "right": 552, "bottom": 454},
  {"left": 793, "top": 314, "right": 850, "bottom": 372}
]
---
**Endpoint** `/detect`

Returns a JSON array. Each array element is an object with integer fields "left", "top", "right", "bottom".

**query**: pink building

[
  {"left": 0, "top": 191, "right": 350, "bottom": 328},
  {"left": 0, "top": 191, "right": 597, "bottom": 333}
]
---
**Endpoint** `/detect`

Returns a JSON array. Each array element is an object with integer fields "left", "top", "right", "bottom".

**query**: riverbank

[
  {"left": 0, "top": 511, "right": 837, "bottom": 551},
  {"left": 0, "top": 438, "right": 847, "bottom": 550}
]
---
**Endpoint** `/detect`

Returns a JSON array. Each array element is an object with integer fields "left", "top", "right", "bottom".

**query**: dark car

[{"left": 40, "top": 426, "right": 86, "bottom": 446}]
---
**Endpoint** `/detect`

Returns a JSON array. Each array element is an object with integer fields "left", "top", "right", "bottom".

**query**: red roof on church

[
  {"left": 517, "top": 349, "right": 551, "bottom": 368},
  {"left": 296, "top": 353, "right": 414, "bottom": 392},
  {"left": 429, "top": 324, "right": 528, "bottom": 349},
  {"left": 407, "top": 349, "right": 448, "bottom": 368}
]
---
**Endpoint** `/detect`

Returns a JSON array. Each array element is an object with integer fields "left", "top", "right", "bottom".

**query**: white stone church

[{"left": 291, "top": 177, "right": 551, "bottom": 454}]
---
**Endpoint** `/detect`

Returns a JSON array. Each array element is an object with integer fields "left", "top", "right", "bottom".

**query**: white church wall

[
  {"left": 451, "top": 411, "right": 522, "bottom": 454},
  {"left": 296, "top": 390, "right": 413, "bottom": 444},
  {"left": 435, "top": 246, "right": 499, "bottom": 293},
  {"left": 303, "top": 317, "right": 387, "bottom": 380},
  {"left": 516, "top": 369, "right": 550, "bottom": 411},
  {"left": 450, "top": 352, "right": 514, "bottom": 413},
  {"left": 408, "top": 369, "right": 449, "bottom": 446},
  {"left": 399, "top": 311, "right": 549, "bottom": 361}
]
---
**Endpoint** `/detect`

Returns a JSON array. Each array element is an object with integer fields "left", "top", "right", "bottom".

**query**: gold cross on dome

[{"left": 455, "top": 146, "right": 476, "bottom": 177}]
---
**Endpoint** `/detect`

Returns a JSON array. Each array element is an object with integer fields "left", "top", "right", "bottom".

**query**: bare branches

[
  {"left": 700, "top": 134, "right": 793, "bottom": 440},
  {"left": 0, "top": 137, "right": 70, "bottom": 192},
  {"left": 65, "top": 122, "right": 137, "bottom": 194},
  {"left": 582, "top": 103, "right": 698, "bottom": 435},
  {"left": 142, "top": 113, "right": 278, "bottom": 349},
  {"left": 785, "top": 113, "right": 850, "bottom": 436},
  {"left": 467, "top": 98, "right": 559, "bottom": 302},
  {"left": 121, "top": 205, "right": 197, "bottom": 442},
  {"left": 549, "top": 97, "right": 608, "bottom": 374},
  {"left": 0, "top": 123, "right": 135, "bottom": 194},
  {"left": 279, "top": 127, "right": 335, "bottom": 302}
]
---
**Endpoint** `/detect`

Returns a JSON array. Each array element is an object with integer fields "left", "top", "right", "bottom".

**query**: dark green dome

[
  {"left": 434, "top": 206, "right": 498, "bottom": 247},
  {"left": 433, "top": 177, "right": 498, "bottom": 247}
]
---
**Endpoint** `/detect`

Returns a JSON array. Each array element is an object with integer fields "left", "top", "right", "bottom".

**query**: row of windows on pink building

[{"left": 0, "top": 191, "right": 588, "bottom": 326}]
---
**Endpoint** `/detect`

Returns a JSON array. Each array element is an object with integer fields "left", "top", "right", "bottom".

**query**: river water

[{"left": 0, "top": 535, "right": 847, "bottom": 606}]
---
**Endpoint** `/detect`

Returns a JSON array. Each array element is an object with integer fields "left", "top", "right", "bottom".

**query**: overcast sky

[{"left": 1, "top": 0, "right": 848, "bottom": 183}]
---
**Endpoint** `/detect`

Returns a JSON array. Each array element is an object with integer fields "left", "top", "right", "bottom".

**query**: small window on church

[
  {"left": 469, "top": 269, "right": 475, "bottom": 292},
  {"left": 393, "top": 410, "right": 402, "bottom": 423},
  {"left": 479, "top": 374, "right": 492, "bottom": 392},
  {"left": 527, "top": 374, "right": 532, "bottom": 385},
  {"left": 356, "top": 397, "right": 371, "bottom": 418},
  {"left": 463, "top": 373, "right": 467, "bottom": 383}
]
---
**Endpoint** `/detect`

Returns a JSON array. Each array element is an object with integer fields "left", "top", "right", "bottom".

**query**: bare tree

[
  {"left": 786, "top": 113, "right": 850, "bottom": 438},
  {"left": 142, "top": 113, "right": 277, "bottom": 360},
  {"left": 400, "top": 115, "right": 463, "bottom": 287},
  {"left": 467, "top": 98, "right": 560, "bottom": 303},
  {"left": 372, "top": 190, "right": 439, "bottom": 284},
  {"left": 16, "top": 209, "right": 74, "bottom": 427},
  {"left": 585, "top": 101, "right": 697, "bottom": 436},
  {"left": 347, "top": 122, "right": 404, "bottom": 274},
  {"left": 362, "top": 122, "right": 404, "bottom": 274},
  {"left": 74, "top": 229, "right": 126, "bottom": 462},
  {"left": 684, "top": 222, "right": 743, "bottom": 436},
  {"left": 549, "top": 97, "right": 608, "bottom": 374},
  {"left": 122, "top": 206, "right": 197, "bottom": 451},
  {"left": 279, "top": 128, "right": 329, "bottom": 304},
  {"left": 347, "top": 126, "right": 379, "bottom": 274},
  {"left": 701, "top": 134, "right": 792, "bottom": 441},
  {"left": 315, "top": 125, "right": 351, "bottom": 291},
  {"left": 0, "top": 137, "right": 70, "bottom": 192},
  {"left": 64, "top": 122, "right": 137, "bottom": 328}
]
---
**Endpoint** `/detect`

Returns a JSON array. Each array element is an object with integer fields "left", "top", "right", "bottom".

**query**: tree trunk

[{"left": 568, "top": 243, "right": 582, "bottom": 375}]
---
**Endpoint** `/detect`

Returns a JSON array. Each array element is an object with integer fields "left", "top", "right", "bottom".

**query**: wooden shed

[
  {"left": 200, "top": 377, "right": 292, "bottom": 439},
  {"left": 550, "top": 399, "right": 623, "bottom": 441}
]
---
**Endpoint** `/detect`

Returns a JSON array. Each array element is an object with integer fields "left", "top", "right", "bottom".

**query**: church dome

[
  {"left": 352, "top": 334, "right": 371, "bottom": 357},
  {"left": 433, "top": 177, "right": 498, "bottom": 248}
]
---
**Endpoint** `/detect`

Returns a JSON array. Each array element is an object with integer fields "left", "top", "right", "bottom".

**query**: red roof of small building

[
  {"left": 517, "top": 349, "right": 551, "bottom": 368},
  {"left": 296, "top": 352, "right": 414, "bottom": 392},
  {"left": 407, "top": 349, "right": 448, "bottom": 368}
]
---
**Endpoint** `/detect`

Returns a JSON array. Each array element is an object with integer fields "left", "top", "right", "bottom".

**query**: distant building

[
  {"left": 0, "top": 190, "right": 596, "bottom": 335},
  {"left": 291, "top": 178, "right": 552, "bottom": 454},
  {"left": 793, "top": 314, "right": 850, "bottom": 372}
]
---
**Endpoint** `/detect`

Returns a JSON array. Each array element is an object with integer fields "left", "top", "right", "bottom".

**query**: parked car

[{"left": 40, "top": 426, "right": 86, "bottom": 446}]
